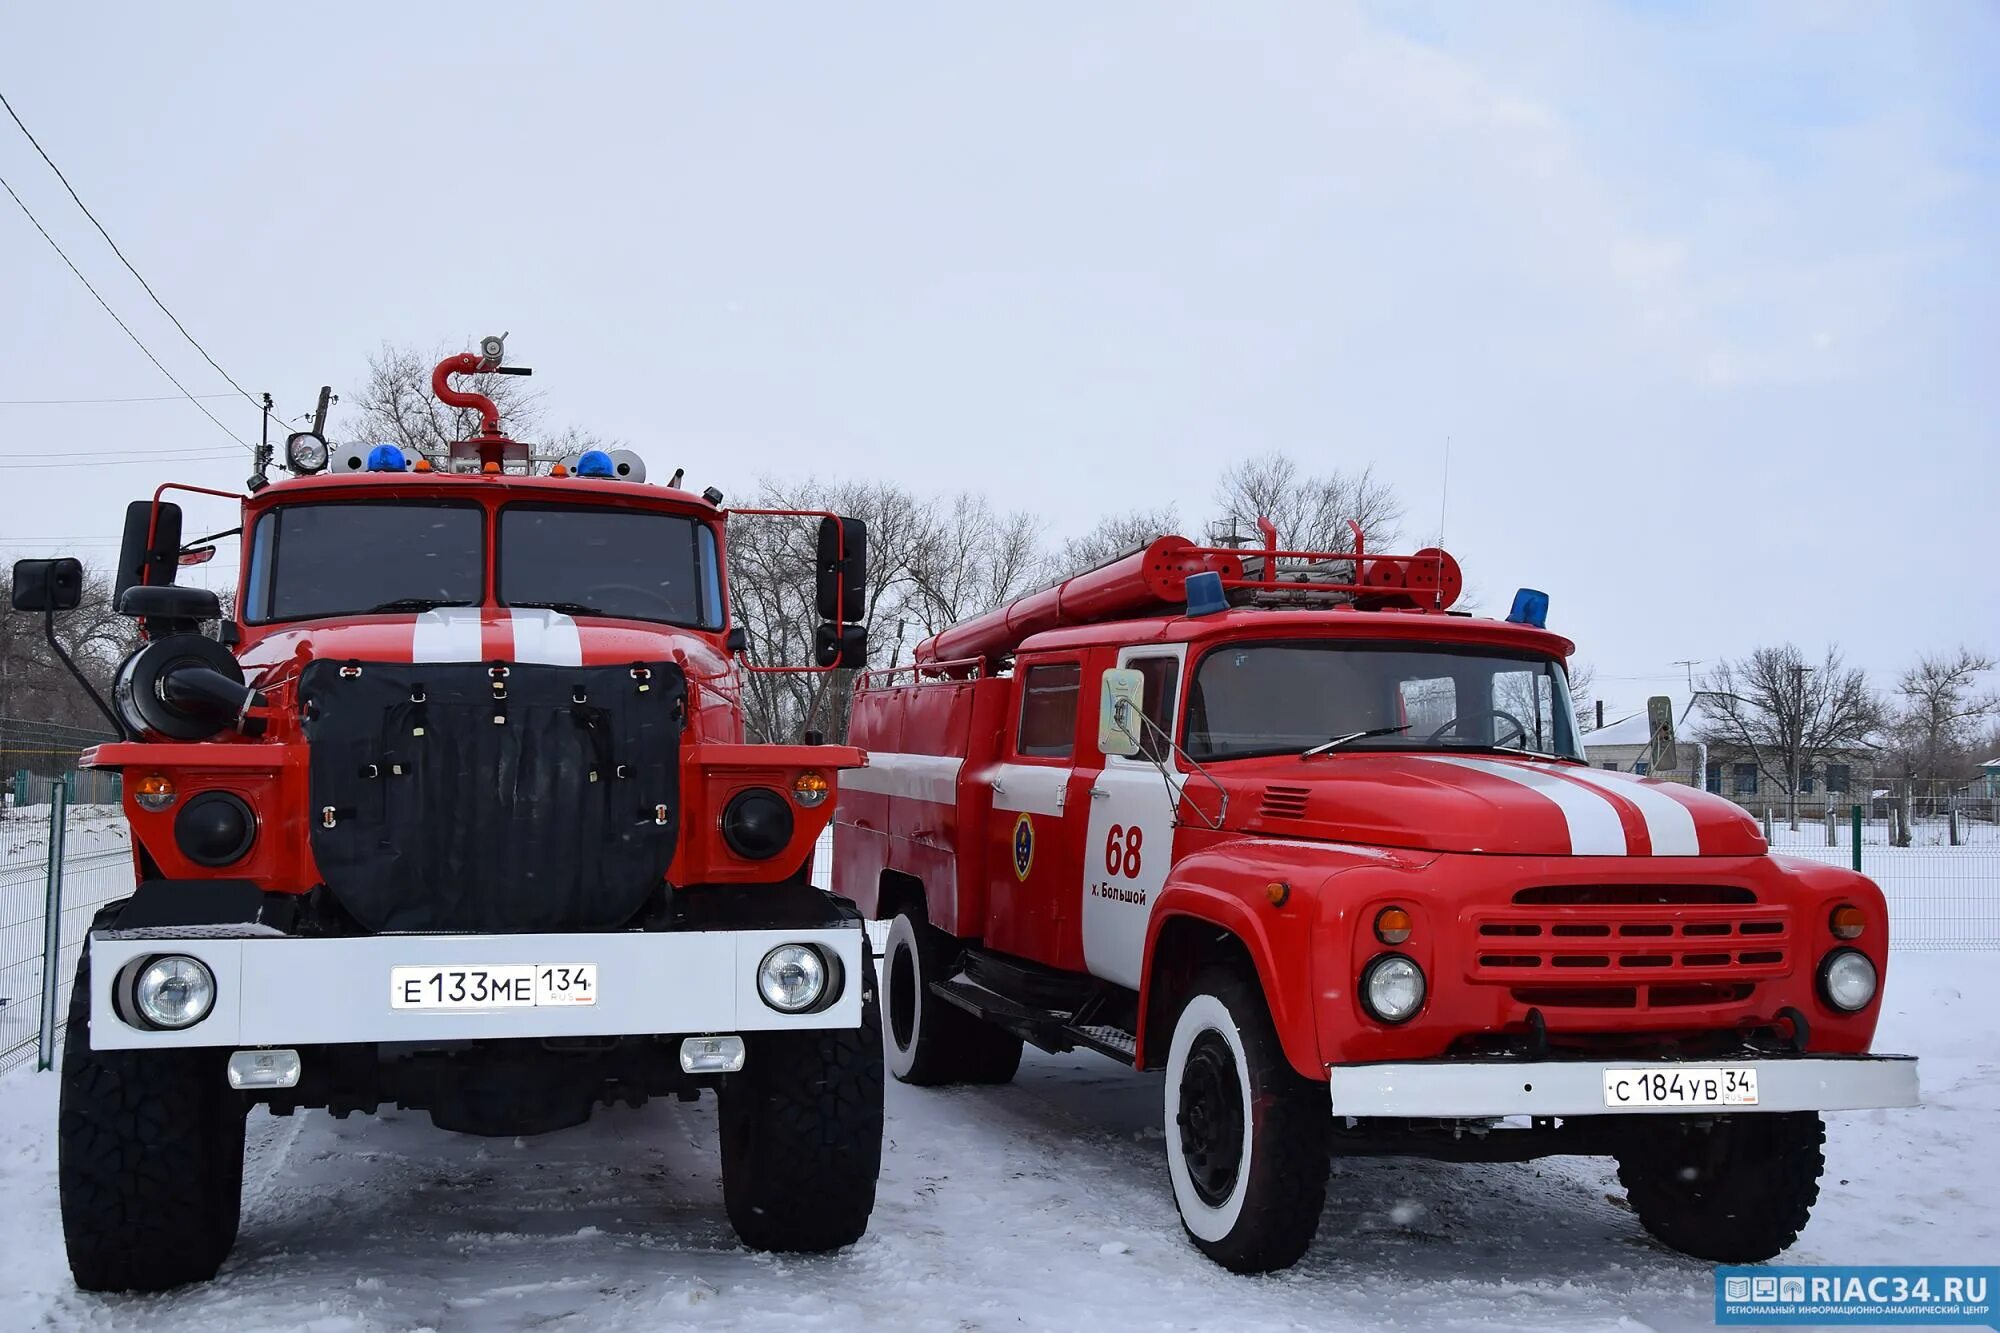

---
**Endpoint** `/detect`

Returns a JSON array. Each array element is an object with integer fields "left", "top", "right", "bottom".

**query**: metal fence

[
  {"left": 0, "top": 788, "right": 133, "bottom": 1076},
  {"left": 1, "top": 715, "right": 121, "bottom": 808}
]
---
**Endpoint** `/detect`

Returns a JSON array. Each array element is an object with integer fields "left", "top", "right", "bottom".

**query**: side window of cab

[
  {"left": 1016, "top": 661, "right": 1081, "bottom": 759},
  {"left": 1126, "top": 655, "right": 1181, "bottom": 762}
]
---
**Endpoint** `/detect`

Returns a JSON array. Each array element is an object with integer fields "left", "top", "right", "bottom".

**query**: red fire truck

[
  {"left": 9, "top": 340, "right": 882, "bottom": 1291},
  {"left": 836, "top": 523, "right": 1919, "bottom": 1274}
]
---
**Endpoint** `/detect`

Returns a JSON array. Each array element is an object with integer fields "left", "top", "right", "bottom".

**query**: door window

[
  {"left": 1017, "top": 663, "right": 1081, "bottom": 758},
  {"left": 1126, "top": 656, "right": 1180, "bottom": 762}
]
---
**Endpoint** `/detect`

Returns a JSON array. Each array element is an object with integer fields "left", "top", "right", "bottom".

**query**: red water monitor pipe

[{"left": 431, "top": 352, "right": 502, "bottom": 437}]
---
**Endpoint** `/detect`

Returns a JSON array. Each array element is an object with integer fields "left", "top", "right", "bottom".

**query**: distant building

[
  {"left": 1978, "top": 759, "right": 2000, "bottom": 799},
  {"left": 1581, "top": 698, "right": 1872, "bottom": 807}
]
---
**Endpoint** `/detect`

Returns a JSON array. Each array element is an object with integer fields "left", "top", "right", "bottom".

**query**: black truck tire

[
  {"left": 718, "top": 951, "right": 885, "bottom": 1252},
  {"left": 883, "top": 910, "right": 1022, "bottom": 1086},
  {"left": 1163, "top": 966, "right": 1330, "bottom": 1274},
  {"left": 1616, "top": 1111, "right": 1825, "bottom": 1262},
  {"left": 58, "top": 909, "right": 249, "bottom": 1292}
]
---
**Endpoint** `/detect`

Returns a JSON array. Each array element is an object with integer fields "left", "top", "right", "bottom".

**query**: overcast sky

[{"left": 2, "top": 2, "right": 1993, "bottom": 720}]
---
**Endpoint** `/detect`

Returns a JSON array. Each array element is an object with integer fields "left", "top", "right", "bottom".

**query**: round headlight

[
  {"left": 175, "top": 790, "right": 256, "bottom": 866},
  {"left": 758, "top": 944, "right": 828, "bottom": 1013},
  {"left": 285, "top": 431, "right": 329, "bottom": 474},
  {"left": 1819, "top": 948, "right": 1877, "bottom": 1012},
  {"left": 722, "top": 787, "right": 794, "bottom": 860},
  {"left": 134, "top": 955, "right": 216, "bottom": 1030},
  {"left": 1361, "top": 953, "right": 1426, "bottom": 1024}
]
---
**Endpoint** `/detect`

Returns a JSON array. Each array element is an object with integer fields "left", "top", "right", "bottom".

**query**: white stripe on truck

[
  {"left": 843, "top": 753, "right": 963, "bottom": 804},
  {"left": 1419, "top": 755, "right": 1628, "bottom": 855},
  {"left": 1557, "top": 766, "right": 1701, "bottom": 855}
]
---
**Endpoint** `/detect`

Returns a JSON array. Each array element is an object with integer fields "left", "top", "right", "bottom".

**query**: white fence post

[{"left": 35, "top": 780, "right": 68, "bottom": 1071}]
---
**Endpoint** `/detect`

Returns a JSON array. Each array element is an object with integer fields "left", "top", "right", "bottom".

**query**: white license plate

[
  {"left": 1603, "top": 1065, "right": 1758, "bottom": 1108},
  {"left": 390, "top": 964, "right": 598, "bottom": 1011}
]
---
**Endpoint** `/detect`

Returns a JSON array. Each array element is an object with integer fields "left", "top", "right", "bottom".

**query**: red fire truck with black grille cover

[
  {"left": 836, "top": 521, "right": 1919, "bottom": 1274},
  {"left": 9, "top": 339, "right": 882, "bottom": 1292}
]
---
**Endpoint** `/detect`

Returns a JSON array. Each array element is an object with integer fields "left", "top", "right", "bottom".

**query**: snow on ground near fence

[{"left": 0, "top": 951, "right": 1991, "bottom": 1332}]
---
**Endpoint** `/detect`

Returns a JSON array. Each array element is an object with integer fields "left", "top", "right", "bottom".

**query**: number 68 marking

[{"left": 1104, "top": 823, "right": 1143, "bottom": 878}]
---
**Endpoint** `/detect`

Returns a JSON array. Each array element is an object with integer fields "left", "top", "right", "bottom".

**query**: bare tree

[
  {"left": 1050, "top": 505, "right": 1182, "bottom": 577},
  {"left": 1211, "top": 452, "right": 1403, "bottom": 551},
  {"left": 336, "top": 342, "right": 614, "bottom": 465},
  {"left": 1885, "top": 647, "right": 1997, "bottom": 779},
  {"left": 1696, "top": 644, "right": 1882, "bottom": 828},
  {"left": 906, "top": 493, "right": 1046, "bottom": 637}
]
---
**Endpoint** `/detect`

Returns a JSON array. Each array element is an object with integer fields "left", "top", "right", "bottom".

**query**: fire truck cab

[
  {"left": 9, "top": 342, "right": 883, "bottom": 1292},
  {"left": 837, "top": 525, "right": 1919, "bottom": 1274}
]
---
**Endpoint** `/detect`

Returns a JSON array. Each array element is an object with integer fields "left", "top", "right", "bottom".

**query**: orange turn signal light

[
  {"left": 792, "top": 770, "right": 831, "bottom": 808},
  {"left": 413, "top": 457, "right": 433, "bottom": 472},
  {"left": 133, "top": 773, "right": 177, "bottom": 811},
  {"left": 481, "top": 460, "right": 501, "bottom": 474},
  {"left": 1830, "top": 904, "right": 1865, "bottom": 940},
  {"left": 1265, "top": 881, "right": 1291, "bottom": 907},
  {"left": 1374, "top": 906, "right": 1413, "bottom": 945}
]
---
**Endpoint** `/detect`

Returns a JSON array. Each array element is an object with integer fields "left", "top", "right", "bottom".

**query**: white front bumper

[
  {"left": 1327, "top": 1054, "right": 1920, "bottom": 1119},
  {"left": 87, "top": 926, "right": 866, "bottom": 1050}
]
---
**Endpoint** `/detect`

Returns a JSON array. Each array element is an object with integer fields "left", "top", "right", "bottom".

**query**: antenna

[
  {"left": 1437, "top": 436, "right": 1452, "bottom": 545},
  {"left": 1674, "top": 659, "right": 1703, "bottom": 691}
]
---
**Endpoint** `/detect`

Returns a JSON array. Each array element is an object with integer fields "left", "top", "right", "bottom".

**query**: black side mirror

[
  {"left": 814, "top": 515, "right": 868, "bottom": 623},
  {"left": 10, "top": 557, "right": 84, "bottom": 612},
  {"left": 115, "top": 499, "right": 184, "bottom": 600},
  {"left": 725, "top": 626, "right": 748, "bottom": 654},
  {"left": 814, "top": 622, "right": 868, "bottom": 669}
]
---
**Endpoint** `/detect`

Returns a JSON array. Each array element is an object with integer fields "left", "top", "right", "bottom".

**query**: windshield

[
  {"left": 244, "top": 502, "right": 483, "bottom": 624},
  {"left": 498, "top": 505, "right": 722, "bottom": 629},
  {"left": 1185, "top": 641, "right": 1584, "bottom": 762}
]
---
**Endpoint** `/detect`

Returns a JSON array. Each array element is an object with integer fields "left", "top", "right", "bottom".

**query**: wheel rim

[
  {"left": 1177, "top": 1030, "right": 1245, "bottom": 1208},
  {"left": 888, "top": 936, "right": 918, "bottom": 1051}
]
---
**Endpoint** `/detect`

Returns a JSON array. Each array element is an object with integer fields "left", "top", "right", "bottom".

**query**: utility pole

[
  {"left": 310, "top": 385, "right": 334, "bottom": 438},
  {"left": 1674, "top": 659, "right": 1702, "bottom": 692},
  {"left": 1788, "top": 663, "right": 1813, "bottom": 833}
]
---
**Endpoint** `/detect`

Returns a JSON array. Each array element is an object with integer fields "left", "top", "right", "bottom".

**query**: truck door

[
  {"left": 981, "top": 656, "right": 1087, "bottom": 966},
  {"left": 1082, "top": 645, "right": 1186, "bottom": 990}
]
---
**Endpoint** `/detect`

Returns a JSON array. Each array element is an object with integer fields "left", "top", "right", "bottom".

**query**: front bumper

[
  {"left": 1327, "top": 1053, "right": 1919, "bottom": 1118},
  {"left": 87, "top": 924, "right": 866, "bottom": 1051}
]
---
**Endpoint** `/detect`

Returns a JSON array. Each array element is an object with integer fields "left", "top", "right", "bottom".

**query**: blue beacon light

[
  {"left": 365, "top": 444, "right": 408, "bottom": 472},
  {"left": 575, "top": 450, "right": 616, "bottom": 478},
  {"left": 1506, "top": 588, "right": 1549, "bottom": 629}
]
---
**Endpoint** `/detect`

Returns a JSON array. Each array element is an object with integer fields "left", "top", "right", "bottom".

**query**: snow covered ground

[{"left": 0, "top": 950, "right": 1991, "bottom": 1332}]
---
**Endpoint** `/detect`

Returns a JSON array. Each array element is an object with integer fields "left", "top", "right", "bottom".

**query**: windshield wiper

[
  {"left": 368, "top": 597, "right": 467, "bottom": 613},
  {"left": 1440, "top": 741, "right": 1571, "bottom": 763},
  {"left": 1302, "top": 724, "right": 1412, "bottom": 758},
  {"left": 508, "top": 600, "right": 607, "bottom": 617}
]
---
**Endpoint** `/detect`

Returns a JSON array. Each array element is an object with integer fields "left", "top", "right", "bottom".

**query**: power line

[
  {"left": 0, "top": 392, "right": 240, "bottom": 405},
  {"left": 0, "top": 168, "right": 251, "bottom": 453},
  {"left": 0, "top": 89, "right": 276, "bottom": 421}
]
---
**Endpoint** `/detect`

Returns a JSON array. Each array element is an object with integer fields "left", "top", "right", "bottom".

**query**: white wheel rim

[
  {"left": 884, "top": 914, "right": 924, "bottom": 1080},
  {"left": 1163, "top": 992, "right": 1255, "bottom": 1243}
]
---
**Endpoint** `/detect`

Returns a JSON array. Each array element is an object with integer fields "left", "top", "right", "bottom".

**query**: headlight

[
  {"left": 285, "top": 431, "right": 329, "bottom": 473},
  {"left": 722, "top": 787, "right": 794, "bottom": 860},
  {"left": 174, "top": 790, "right": 256, "bottom": 866},
  {"left": 134, "top": 955, "right": 216, "bottom": 1030},
  {"left": 1819, "top": 948, "right": 1877, "bottom": 1012},
  {"left": 757, "top": 944, "right": 829, "bottom": 1013},
  {"left": 1361, "top": 953, "right": 1426, "bottom": 1024}
]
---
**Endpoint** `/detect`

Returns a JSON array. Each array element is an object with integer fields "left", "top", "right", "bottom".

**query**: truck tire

[
  {"left": 58, "top": 910, "right": 248, "bottom": 1292},
  {"left": 1616, "top": 1111, "right": 1824, "bottom": 1262},
  {"left": 718, "top": 952, "right": 885, "bottom": 1252},
  {"left": 1163, "top": 966, "right": 1329, "bottom": 1274},
  {"left": 882, "top": 910, "right": 1022, "bottom": 1086}
]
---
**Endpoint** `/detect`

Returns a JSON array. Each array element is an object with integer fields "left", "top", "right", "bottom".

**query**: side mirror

[
  {"left": 815, "top": 516, "right": 868, "bottom": 623},
  {"left": 1098, "top": 667, "right": 1145, "bottom": 757},
  {"left": 814, "top": 622, "right": 868, "bottom": 669},
  {"left": 115, "top": 499, "right": 184, "bottom": 600},
  {"left": 10, "top": 557, "right": 84, "bottom": 613},
  {"left": 725, "top": 626, "right": 748, "bottom": 654},
  {"left": 1647, "top": 694, "right": 1679, "bottom": 773}
]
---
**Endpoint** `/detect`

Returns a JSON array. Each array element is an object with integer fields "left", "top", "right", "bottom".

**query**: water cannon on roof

[{"left": 434, "top": 333, "right": 534, "bottom": 473}]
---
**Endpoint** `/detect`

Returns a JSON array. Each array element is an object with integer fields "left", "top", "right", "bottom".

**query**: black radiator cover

[{"left": 299, "top": 658, "right": 685, "bottom": 933}]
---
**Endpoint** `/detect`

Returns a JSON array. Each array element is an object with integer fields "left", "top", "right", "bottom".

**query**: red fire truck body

[
  {"left": 10, "top": 344, "right": 884, "bottom": 1292},
  {"left": 836, "top": 529, "right": 1918, "bottom": 1274}
]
